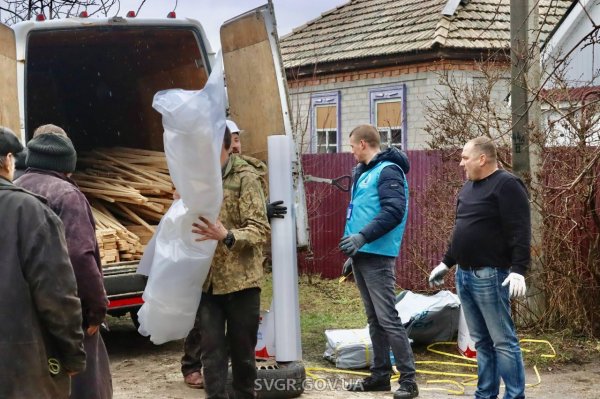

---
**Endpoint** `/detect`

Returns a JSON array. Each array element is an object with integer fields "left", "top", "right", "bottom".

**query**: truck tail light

[
  {"left": 35, "top": 14, "right": 46, "bottom": 21},
  {"left": 126, "top": 11, "right": 136, "bottom": 18},
  {"left": 167, "top": 11, "right": 176, "bottom": 18},
  {"left": 79, "top": 11, "right": 89, "bottom": 18}
]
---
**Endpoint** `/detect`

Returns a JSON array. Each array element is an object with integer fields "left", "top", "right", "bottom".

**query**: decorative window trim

[
  {"left": 310, "top": 91, "right": 341, "bottom": 153},
  {"left": 369, "top": 85, "right": 407, "bottom": 150}
]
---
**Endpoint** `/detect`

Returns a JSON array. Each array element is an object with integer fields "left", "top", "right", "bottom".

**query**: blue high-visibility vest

[{"left": 343, "top": 160, "right": 409, "bottom": 257}]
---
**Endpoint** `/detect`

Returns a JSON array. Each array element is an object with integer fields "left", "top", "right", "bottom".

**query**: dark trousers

[
  {"left": 200, "top": 288, "right": 260, "bottom": 399},
  {"left": 70, "top": 331, "right": 113, "bottom": 399},
  {"left": 353, "top": 253, "right": 416, "bottom": 383},
  {"left": 181, "top": 309, "right": 203, "bottom": 377}
]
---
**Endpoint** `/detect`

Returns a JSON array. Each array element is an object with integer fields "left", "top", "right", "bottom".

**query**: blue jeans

[
  {"left": 456, "top": 266, "right": 525, "bottom": 399},
  {"left": 353, "top": 253, "right": 416, "bottom": 383}
]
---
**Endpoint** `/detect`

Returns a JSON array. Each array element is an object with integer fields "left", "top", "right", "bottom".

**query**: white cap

[{"left": 226, "top": 119, "right": 241, "bottom": 134}]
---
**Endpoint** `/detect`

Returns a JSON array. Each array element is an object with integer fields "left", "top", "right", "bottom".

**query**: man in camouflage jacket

[{"left": 190, "top": 125, "right": 270, "bottom": 399}]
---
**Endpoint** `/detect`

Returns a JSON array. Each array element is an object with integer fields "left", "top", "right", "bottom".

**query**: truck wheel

[
  {"left": 129, "top": 310, "right": 140, "bottom": 329},
  {"left": 227, "top": 359, "right": 305, "bottom": 399}
]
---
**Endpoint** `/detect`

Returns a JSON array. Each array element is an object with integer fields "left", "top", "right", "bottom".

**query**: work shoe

[
  {"left": 184, "top": 371, "right": 204, "bottom": 389},
  {"left": 393, "top": 380, "right": 419, "bottom": 399},
  {"left": 345, "top": 376, "right": 391, "bottom": 392}
]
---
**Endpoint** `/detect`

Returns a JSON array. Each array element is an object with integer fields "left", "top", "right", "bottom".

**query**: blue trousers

[
  {"left": 456, "top": 267, "right": 525, "bottom": 399},
  {"left": 352, "top": 253, "right": 416, "bottom": 383}
]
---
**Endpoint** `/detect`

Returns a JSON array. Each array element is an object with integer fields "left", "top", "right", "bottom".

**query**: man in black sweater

[{"left": 428, "top": 137, "right": 530, "bottom": 399}]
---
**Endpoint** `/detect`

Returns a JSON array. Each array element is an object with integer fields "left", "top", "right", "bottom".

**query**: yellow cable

[
  {"left": 421, "top": 379, "right": 465, "bottom": 395},
  {"left": 307, "top": 337, "right": 552, "bottom": 395}
]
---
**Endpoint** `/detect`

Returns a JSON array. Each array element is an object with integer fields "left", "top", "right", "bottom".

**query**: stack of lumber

[
  {"left": 73, "top": 147, "right": 174, "bottom": 266},
  {"left": 91, "top": 201, "right": 147, "bottom": 264}
]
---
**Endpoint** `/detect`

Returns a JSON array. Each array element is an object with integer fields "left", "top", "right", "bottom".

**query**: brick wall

[{"left": 287, "top": 60, "right": 510, "bottom": 152}]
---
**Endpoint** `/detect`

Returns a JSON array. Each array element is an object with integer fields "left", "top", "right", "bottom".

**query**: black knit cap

[
  {"left": 26, "top": 133, "right": 77, "bottom": 173},
  {"left": 0, "top": 126, "right": 24, "bottom": 156}
]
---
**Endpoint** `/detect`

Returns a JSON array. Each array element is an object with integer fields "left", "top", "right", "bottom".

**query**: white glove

[
  {"left": 501, "top": 273, "right": 527, "bottom": 298},
  {"left": 428, "top": 262, "right": 450, "bottom": 287}
]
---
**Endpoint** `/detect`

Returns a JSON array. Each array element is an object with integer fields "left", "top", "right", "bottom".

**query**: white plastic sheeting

[
  {"left": 136, "top": 54, "right": 226, "bottom": 345},
  {"left": 268, "top": 135, "right": 302, "bottom": 362}
]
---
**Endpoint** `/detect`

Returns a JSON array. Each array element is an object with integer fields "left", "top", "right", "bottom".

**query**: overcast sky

[{"left": 118, "top": 0, "right": 345, "bottom": 50}]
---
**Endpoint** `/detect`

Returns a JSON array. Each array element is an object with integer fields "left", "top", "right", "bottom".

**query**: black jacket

[
  {"left": 352, "top": 147, "right": 410, "bottom": 243},
  {"left": 0, "top": 177, "right": 85, "bottom": 399}
]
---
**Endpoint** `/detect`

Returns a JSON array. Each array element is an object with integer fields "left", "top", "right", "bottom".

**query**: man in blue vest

[{"left": 340, "top": 125, "right": 418, "bottom": 399}]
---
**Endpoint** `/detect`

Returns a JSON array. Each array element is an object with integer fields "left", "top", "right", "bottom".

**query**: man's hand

[
  {"left": 86, "top": 325, "right": 99, "bottom": 336},
  {"left": 339, "top": 234, "right": 366, "bottom": 257},
  {"left": 501, "top": 273, "right": 527, "bottom": 298},
  {"left": 428, "top": 262, "right": 450, "bottom": 287},
  {"left": 267, "top": 200, "right": 287, "bottom": 219},
  {"left": 192, "top": 216, "right": 228, "bottom": 241}
]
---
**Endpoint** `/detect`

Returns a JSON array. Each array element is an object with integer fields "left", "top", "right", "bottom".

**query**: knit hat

[
  {"left": 26, "top": 133, "right": 77, "bottom": 173},
  {"left": 0, "top": 126, "right": 24, "bottom": 156}
]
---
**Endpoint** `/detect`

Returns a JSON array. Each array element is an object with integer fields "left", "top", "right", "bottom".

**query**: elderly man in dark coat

[
  {"left": 15, "top": 124, "right": 112, "bottom": 399},
  {"left": 0, "top": 126, "right": 86, "bottom": 399}
]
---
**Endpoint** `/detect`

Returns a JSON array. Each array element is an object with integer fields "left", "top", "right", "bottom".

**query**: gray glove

[
  {"left": 341, "top": 258, "right": 353, "bottom": 277},
  {"left": 339, "top": 233, "right": 366, "bottom": 257}
]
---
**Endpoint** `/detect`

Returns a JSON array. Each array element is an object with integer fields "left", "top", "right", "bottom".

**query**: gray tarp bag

[
  {"left": 323, "top": 328, "right": 372, "bottom": 369},
  {"left": 323, "top": 290, "right": 460, "bottom": 369},
  {"left": 396, "top": 290, "right": 460, "bottom": 345}
]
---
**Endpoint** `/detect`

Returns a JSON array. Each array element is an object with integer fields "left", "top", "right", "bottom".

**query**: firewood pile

[{"left": 72, "top": 147, "right": 174, "bottom": 266}]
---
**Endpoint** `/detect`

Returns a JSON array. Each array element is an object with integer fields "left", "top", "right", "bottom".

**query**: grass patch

[
  {"left": 260, "top": 273, "right": 366, "bottom": 364},
  {"left": 261, "top": 273, "right": 600, "bottom": 370}
]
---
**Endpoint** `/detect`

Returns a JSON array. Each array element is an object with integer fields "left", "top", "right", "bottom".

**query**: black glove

[
  {"left": 267, "top": 200, "right": 287, "bottom": 219},
  {"left": 339, "top": 233, "right": 366, "bottom": 257}
]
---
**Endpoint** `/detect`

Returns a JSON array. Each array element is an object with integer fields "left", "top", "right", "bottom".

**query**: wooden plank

[
  {"left": 0, "top": 24, "right": 20, "bottom": 137},
  {"left": 113, "top": 203, "right": 155, "bottom": 233},
  {"left": 221, "top": 5, "right": 286, "bottom": 162}
]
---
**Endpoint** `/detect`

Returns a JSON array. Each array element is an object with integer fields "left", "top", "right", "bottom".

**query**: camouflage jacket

[{"left": 203, "top": 155, "right": 270, "bottom": 294}]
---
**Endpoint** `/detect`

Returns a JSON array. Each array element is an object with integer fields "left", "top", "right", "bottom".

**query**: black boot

[
  {"left": 394, "top": 380, "right": 419, "bottom": 398},
  {"left": 345, "top": 376, "right": 391, "bottom": 392}
]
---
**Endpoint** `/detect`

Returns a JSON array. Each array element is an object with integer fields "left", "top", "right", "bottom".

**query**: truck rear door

[
  {"left": 0, "top": 23, "right": 20, "bottom": 137},
  {"left": 220, "top": 2, "right": 309, "bottom": 247}
]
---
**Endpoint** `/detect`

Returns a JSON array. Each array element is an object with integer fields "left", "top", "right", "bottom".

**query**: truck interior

[{"left": 25, "top": 26, "right": 209, "bottom": 150}]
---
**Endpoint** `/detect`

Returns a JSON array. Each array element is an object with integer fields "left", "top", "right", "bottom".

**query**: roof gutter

[{"left": 284, "top": 47, "right": 510, "bottom": 79}]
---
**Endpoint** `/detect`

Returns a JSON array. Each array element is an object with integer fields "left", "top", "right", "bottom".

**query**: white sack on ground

[{"left": 137, "top": 54, "right": 226, "bottom": 345}]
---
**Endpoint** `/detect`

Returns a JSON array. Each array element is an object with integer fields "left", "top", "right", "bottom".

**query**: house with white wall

[
  {"left": 280, "top": 0, "right": 572, "bottom": 153},
  {"left": 542, "top": 0, "right": 600, "bottom": 146}
]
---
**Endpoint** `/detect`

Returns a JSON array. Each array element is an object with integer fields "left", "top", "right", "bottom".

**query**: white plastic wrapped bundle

[
  {"left": 136, "top": 54, "right": 226, "bottom": 344},
  {"left": 268, "top": 135, "right": 302, "bottom": 362}
]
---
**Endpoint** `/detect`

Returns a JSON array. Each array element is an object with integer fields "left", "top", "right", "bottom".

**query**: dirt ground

[{"left": 106, "top": 317, "right": 600, "bottom": 399}]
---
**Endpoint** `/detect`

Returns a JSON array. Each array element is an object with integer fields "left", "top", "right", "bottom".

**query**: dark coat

[
  {"left": 352, "top": 147, "right": 410, "bottom": 243},
  {"left": 16, "top": 169, "right": 113, "bottom": 399},
  {"left": 16, "top": 170, "right": 108, "bottom": 327},
  {"left": 0, "top": 176, "right": 85, "bottom": 399}
]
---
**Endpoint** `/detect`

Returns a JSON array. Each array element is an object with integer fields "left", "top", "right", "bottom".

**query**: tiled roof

[{"left": 280, "top": 0, "right": 573, "bottom": 69}]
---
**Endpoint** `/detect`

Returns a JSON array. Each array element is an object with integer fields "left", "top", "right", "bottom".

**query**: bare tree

[
  {"left": 422, "top": 1, "right": 600, "bottom": 336},
  {"left": 0, "top": 0, "right": 147, "bottom": 25}
]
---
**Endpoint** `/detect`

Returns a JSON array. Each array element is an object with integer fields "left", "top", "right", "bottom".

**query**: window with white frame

[
  {"left": 370, "top": 86, "right": 406, "bottom": 150},
  {"left": 311, "top": 92, "right": 340, "bottom": 153}
]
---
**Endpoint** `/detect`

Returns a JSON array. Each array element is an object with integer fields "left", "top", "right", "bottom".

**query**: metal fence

[{"left": 299, "top": 150, "right": 455, "bottom": 290}]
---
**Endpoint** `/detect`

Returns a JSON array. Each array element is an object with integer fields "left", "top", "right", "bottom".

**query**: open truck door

[
  {"left": 220, "top": 2, "right": 310, "bottom": 249},
  {"left": 0, "top": 23, "right": 20, "bottom": 137}
]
